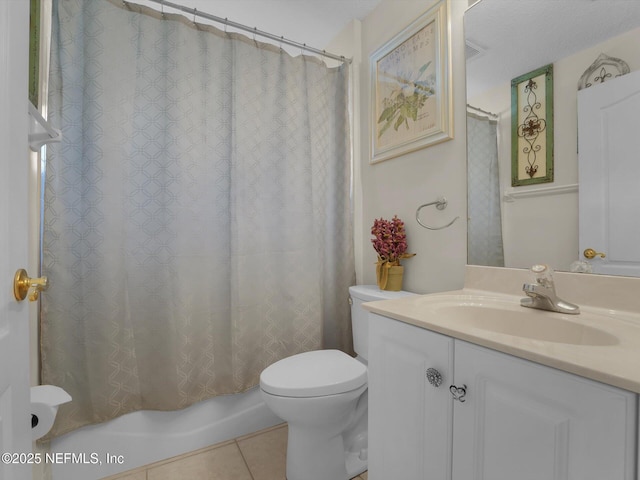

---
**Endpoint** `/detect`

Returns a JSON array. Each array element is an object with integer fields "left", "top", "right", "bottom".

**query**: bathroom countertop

[{"left": 363, "top": 287, "right": 640, "bottom": 394}]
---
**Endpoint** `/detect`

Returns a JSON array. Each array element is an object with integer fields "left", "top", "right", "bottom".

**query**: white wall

[
  {"left": 468, "top": 27, "right": 640, "bottom": 271},
  {"left": 330, "top": 0, "right": 469, "bottom": 294}
]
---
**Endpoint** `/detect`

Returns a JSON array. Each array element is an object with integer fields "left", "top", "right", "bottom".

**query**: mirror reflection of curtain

[
  {"left": 467, "top": 108, "right": 504, "bottom": 266},
  {"left": 41, "top": 0, "right": 354, "bottom": 438}
]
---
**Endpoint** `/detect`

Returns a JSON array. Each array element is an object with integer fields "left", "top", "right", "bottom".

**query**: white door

[
  {"left": 578, "top": 69, "right": 640, "bottom": 276},
  {"left": 0, "top": 1, "right": 33, "bottom": 479}
]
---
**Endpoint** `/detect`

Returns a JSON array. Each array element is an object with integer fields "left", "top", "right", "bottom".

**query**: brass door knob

[
  {"left": 583, "top": 248, "right": 606, "bottom": 260},
  {"left": 13, "top": 269, "right": 48, "bottom": 302}
]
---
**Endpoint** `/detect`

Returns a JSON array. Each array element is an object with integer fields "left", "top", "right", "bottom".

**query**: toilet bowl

[
  {"left": 259, "top": 285, "right": 414, "bottom": 480},
  {"left": 261, "top": 349, "right": 367, "bottom": 480}
]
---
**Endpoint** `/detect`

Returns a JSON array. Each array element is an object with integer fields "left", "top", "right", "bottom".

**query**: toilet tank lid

[
  {"left": 348, "top": 285, "right": 415, "bottom": 302},
  {"left": 260, "top": 350, "right": 367, "bottom": 398}
]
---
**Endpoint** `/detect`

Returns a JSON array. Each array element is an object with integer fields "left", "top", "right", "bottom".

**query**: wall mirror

[{"left": 464, "top": 0, "right": 640, "bottom": 276}]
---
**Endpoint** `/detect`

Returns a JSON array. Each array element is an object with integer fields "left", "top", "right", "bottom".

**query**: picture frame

[
  {"left": 370, "top": 0, "right": 452, "bottom": 164},
  {"left": 511, "top": 64, "right": 554, "bottom": 186}
]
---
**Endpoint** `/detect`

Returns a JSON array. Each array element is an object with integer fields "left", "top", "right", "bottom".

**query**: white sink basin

[{"left": 421, "top": 296, "right": 619, "bottom": 346}]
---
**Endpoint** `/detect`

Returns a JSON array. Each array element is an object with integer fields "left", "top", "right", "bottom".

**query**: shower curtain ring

[
  {"left": 224, "top": 18, "right": 228, "bottom": 34},
  {"left": 192, "top": 8, "right": 197, "bottom": 24}
]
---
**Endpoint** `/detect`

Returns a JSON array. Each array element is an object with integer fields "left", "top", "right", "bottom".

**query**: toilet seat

[{"left": 260, "top": 349, "right": 367, "bottom": 398}]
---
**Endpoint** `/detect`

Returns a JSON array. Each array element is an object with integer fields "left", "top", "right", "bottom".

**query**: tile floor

[{"left": 101, "top": 423, "right": 368, "bottom": 480}]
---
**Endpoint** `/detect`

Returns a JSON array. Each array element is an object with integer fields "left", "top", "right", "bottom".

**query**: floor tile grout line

[
  {"left": 234, "top": 439, "right": 257, "bottom": 480},
  {"left": 236, "top": 422, "right": 287, "bottom": 443}
]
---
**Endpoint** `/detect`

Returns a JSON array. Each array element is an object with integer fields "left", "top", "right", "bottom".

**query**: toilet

[{"left": 259, "top": 285, "right": 414, "bottom": 480}]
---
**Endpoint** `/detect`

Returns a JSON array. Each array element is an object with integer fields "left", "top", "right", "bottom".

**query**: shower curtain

[
  {"left": 467, "top": 110, "right": 504, "bottom": 266},
  {"left": 42, "top": 0, "right": 354, "bottom": 437}
]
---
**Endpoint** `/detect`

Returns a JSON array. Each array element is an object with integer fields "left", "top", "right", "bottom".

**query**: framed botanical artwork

[
  {"left": 511, "top": 64, "right": 554, "bottom": 186},
  {"left": 370, "top": 0, "right": 452, "bottom": 164}
]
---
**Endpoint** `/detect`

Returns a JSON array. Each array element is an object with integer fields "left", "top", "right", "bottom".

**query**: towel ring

[{"left": 416, "top": 197, "right": 460, "bottom": 231}]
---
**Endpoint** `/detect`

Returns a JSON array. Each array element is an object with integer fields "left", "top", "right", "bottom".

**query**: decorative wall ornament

[
  {"left": 369, "top": 0, "right": 452, "bottom": 164},
  {"left": 511, "top": 64, "right": 554, "bottom": 187},
  {"left": 578, "top": 53, "right": 630, "bottom": 90}
]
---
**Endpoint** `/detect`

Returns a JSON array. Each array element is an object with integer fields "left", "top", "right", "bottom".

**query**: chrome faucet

[{"left": 520, "top": 265, "right": 580, "bottom": 315}]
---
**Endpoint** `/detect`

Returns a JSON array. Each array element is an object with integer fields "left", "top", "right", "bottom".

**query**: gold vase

[{"left": 376, "top": 262, "right": 404, "bottom": 291}]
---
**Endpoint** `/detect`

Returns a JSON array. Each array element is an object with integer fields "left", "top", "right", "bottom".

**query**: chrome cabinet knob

[
  {"left": 449, "top": 384, "right": 467, "bottom": 403},
  {"left": 426, "top": 368, "right": 443, "bottom": 387}
]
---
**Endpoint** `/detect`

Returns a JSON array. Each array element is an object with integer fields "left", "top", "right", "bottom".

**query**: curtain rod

[
  {"left": 139, "top": 0, "right": 352, "bottom": 64},
  {"left": 467, "top": 104, "right": 498, "bottom": 119}
]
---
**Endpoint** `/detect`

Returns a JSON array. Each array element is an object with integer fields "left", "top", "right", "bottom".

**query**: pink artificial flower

[{"left": 371, "top": 215, "right": 415, "bottom": 265}]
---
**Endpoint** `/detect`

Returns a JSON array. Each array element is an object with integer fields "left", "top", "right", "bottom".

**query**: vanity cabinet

[{"left": 368, "top": 313, "right": 637, "bottom": 480}]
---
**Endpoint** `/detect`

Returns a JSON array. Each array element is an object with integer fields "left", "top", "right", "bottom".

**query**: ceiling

[
  {"left": 135, "top": 0, "right": 383, "bottom": 52},
  {"left": 465, "top": 0, "right": 640, "bottom": 99}
]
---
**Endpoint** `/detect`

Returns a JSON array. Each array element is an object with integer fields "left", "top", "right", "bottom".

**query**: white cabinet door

[
  {"left": 368, "top": 314, "right": 454, "bottom": 480},
  {"left": 452, "top": 341, "right": 637, "bottom": 480}
]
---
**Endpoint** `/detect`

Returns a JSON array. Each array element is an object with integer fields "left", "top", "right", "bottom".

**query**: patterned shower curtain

[
  {"left": 467, "top": 110, "right": 504, "bottom": 267},
  {"left": 42, "top": 0, "right": 354, "bottom": 437}
]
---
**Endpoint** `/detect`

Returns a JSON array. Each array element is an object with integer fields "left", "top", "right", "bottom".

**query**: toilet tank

[{"left": 348, "top": 285, "right": 415, "bottom": 362}]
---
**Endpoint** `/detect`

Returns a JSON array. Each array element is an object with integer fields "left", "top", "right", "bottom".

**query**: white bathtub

[{"left": 49, "top": 387, "right": 281, "bottom": 480}]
